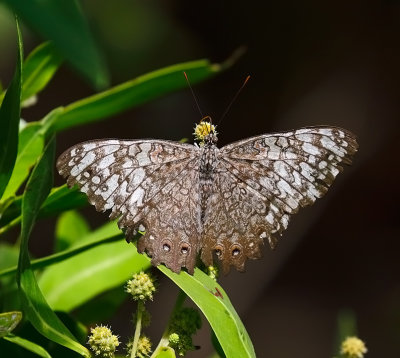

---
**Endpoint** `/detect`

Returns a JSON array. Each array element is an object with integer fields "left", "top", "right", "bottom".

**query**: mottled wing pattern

[
  {"left": 56, "top": 139, "right": 202, "bottom": 273},
  {"left": 201, "top": 126, "right": 358, "bottom": 273}
]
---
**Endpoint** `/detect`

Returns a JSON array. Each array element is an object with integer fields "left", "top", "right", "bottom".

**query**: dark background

[{"left": 1, "top": 1, "right": 399, "bottom": 357}]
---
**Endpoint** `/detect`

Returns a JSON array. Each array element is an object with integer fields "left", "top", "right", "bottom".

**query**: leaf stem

[
  {"left": 0, "top": 216, "right": 20, "bottom": 236},
  {"left": 151, "top": 289, "right": 187, "bottom": 357},
  {"left": 130, "top": 300, "right": 144, "bottom": 358}
]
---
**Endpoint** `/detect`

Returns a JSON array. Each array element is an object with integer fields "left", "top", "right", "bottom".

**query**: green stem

[
  {"left": 151, "top": 289, "right": 187, "bottom": 357},
  {"left": 130, "top": 300, "right": 144, "bottom": 358},
  {"left": 0, "top": 216, "right": 20, "bottom": 236}
]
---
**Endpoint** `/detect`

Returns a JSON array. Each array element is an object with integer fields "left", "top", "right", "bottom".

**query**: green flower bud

[
  {"left": 168, "top": 332, "right": 194, "bottom": 357},
  {"left": 126, "top": 335, "right": 152, "bottom": 358},
  {"left": 167, "top": 307, "right": 202, "bottom": 356},
  {"left": 340, "top": 336, "right": 368, "bottom": 358},
  {"left": 170, "top": 307, "right": 202, "bottom": 335},
  {"left": 87, "top": 325, "right": 120, "bottom": 358},
  {"left": 207, "top": 265, "right": 219, "bottom": 281},
  {"left": 125, "top": 272, "right": 156, "bottom": 302},
  {"left": 168, "top": 333, "right": 180, "bottom": 345}
]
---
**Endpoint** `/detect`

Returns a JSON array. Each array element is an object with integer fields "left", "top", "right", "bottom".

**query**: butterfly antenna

[
  {"left": 183, "top": 71, "right": 204, "bottom": 119},
  {"left": 217, "top": 75, "right": 250, "bottom": 126}
]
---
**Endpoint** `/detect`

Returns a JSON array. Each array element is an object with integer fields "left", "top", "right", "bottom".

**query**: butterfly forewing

[{"left": 56, "top": 139, "right": 202, "bottom": 273}]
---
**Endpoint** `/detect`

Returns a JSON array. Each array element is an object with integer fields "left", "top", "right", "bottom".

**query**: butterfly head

[{"left": 194, "top": 116, "right": 218, "bottom": 145}]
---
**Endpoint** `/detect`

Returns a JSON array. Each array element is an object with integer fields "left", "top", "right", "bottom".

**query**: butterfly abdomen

[{"left": 199, "top": 144, "right": 219, "bottom": 222}]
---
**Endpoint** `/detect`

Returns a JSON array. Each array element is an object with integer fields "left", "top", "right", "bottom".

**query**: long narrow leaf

[
  {"left": 55, "top": 210, "right": 90, "bottom": 251},
  {"left": 5, "top": 0, "right": 108, "bottom": 89},
  {"left": 0, "top": 184, "right": 87, "bottom": 233},
  {"left": 0, "top": 233, "right": 123, "bottom": 278},
  {"left": 22, "top": 41, "right": 63, "bottom": 102},
  {"left": 0, "top": 311, "right": 22, "bottom": 338},
  {"left": 3, "top": 334, "right": 51, "bottom": 358},
  {"left": 1, "top": 123, "right": 44, "bottom": 201},
  {"left": 0, "top": 108, "right": 62, "bottom": 205},
  {"left": 0, "top": 17, "right": 22, "bottom": 199},
  {"left": 159, "top": 267, "right": 256, "bottom": 358},
  {"left": 17, "top": 137, "right": 90, "bottom": 357},
  {"left": 38, "top": 222, "right": 149, "bottom": 311},
  {"left": 46, "top": 57, "right": 232, "bottom": 133}
]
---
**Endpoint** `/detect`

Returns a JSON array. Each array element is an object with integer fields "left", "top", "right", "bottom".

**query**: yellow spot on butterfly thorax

[{"left": 193, "top": 118, "right": 217, "bottom": 144}]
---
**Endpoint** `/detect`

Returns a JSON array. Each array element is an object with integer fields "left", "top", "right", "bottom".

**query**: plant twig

[{"left": 130, "top": 300, "right": 144, "bottom": 358}]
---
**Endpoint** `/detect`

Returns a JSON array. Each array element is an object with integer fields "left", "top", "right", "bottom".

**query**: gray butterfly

[{"left": 57, "top": 122, "right": 358, "bottom": 274}]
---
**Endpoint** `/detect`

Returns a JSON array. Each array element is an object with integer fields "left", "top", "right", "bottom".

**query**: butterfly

[{"left": 56, "top": 120, "right": 358, "bottom": 274}]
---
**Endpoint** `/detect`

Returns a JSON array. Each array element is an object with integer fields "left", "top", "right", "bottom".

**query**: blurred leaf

[
  {"left": 0, "top": 230, "right": 123, "bottom": 279},
  {"left": 0, "top": 108, "right": 63, "bottom": 205},
  {"left": 334, "top": 309, "right": 358, "bottom": 354},
  {"left": 39, "top": 222, "right": 150, "bottom": 311},
  {"left": 0, "top": 184, "right": 87, "bottom": 234},
  {"left": 0, "top": 42, "right": 63, "bottom": 105},
  {"left": 3, "top": 334, "right": 51, "bottom": 358},
  {"left": 0, "top": 243, "right": 19, "bottom": 271},
  {"left": 1, "top": 123, "right": 44, "bottom": 201},
  {"left": 17, "top": 138, "right": 90, "bottom": 357},
  {"left": 55, "top": 210, "right": 90, "bottom": 252},
  {"left": 56, "top": 311, "right": 88, "bottom": 345},
  {"left": 75, "top": 220, "right": 121, "bottom": 246},
  {"left": 45, "top": 58, "right": 230, "bottom": 132},
  {"left": 0, "top": 244, "right": 20, "bottom": 312},
  {"left": 153, "top": 347, "right": 176, "bottom": 358},
  {"left": 0, "top": 311, "right": 22, "bottom": 338},
  {"left": 74, "top": 285, "right": 127, "bottom": 325},
  {"left": 0, "top": 17, "right": 22, "bottom": 200},
  {"left": 0, "top": 221, "right": 123, "bottom": 281},
  {"left": 5, "top": 0, "right": 108, "bottom": 89},
  {"left": 37, "top": 184, "right": 88, "bottom": 218},
  {"left": 158, "top": 267, "right": 256, "bottom": 358},
  {"left": 22, "top": 41, "right": 63, "bottom": 102}
]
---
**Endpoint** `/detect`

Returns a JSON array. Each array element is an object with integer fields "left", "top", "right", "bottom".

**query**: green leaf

[
  {"left": 37, "top": 184, "right": 88, "bottom": 218},
  {"left": 5, "top": 0, "right": 108, "bottom": 89},
  {"left": 0, "top": 231, "right": 123, "bottom": 279},
  {"left": 153, "top": 346, "right": 176, "bottom": 358},
  {"left": 3, "top": 334, "right": 51, "bottom": 358},
  {"left": 0, "top": 184, "right": 87, "bottom": 234},
  {"left": 0, "top": 244, "right": 20, "bottom": 312},
  {"left": 22, "top": 41, "right": 63, "bottom": 102},
  {"left": 0, "top": 311, "right": 22, "bottom": 338},
  {"left": 1, "top": 123, "right": 44, "bottom": 201},
  {"left": 0, "top": 108, "right": 63, "bottom": 206},
  {"left": 211, "top": 328, "right": 226, "bottom": 358},
  {"left": 158, "top": 268, "right": 256, "bottom": 358},
  {"left": 55, "top": 210, "right": 90, "bottom": 252},
  {"left": 18, "top": 138, "right": 55, "bottom": 250},
  {"left": 46, "top": 57, "right": 231, "bottom": 133},
  {"left": 0, "top": 17, "right": 22, "bottom": 200},
  {"left": 17, "top": 137, "right": 90, "bottom": 357},
  {"left": 39, "top": 222, "right": 150, "bottom": 312},
  {"left": 0, "top": 243, "right": 19, "bottom": 271},
  {"left": 74, "top": 285, "right": 127, "bottom": 325}
]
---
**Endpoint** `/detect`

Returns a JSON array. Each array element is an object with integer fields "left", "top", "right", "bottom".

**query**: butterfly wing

[
  {"left": 57, "top": 139, "right": 202, "bottom": 273},
  {"left": 201, "top": 126, "right": 358, "bottom": 273}
]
